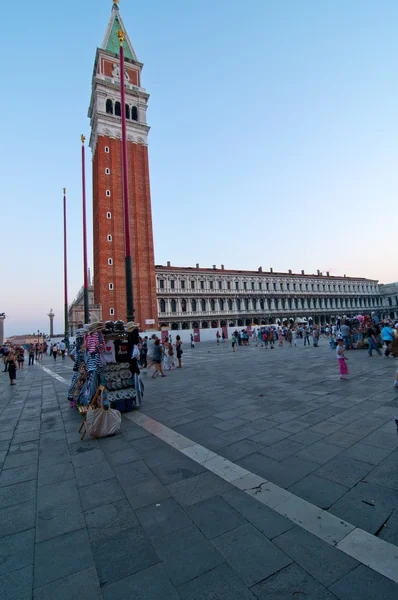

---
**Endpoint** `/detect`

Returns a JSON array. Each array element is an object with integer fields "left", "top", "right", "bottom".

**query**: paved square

[{"left": 0, "top": 339, "right": 398, "bottom": 598}]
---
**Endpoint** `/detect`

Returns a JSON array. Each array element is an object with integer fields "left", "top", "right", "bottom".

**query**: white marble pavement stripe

[{"left": 41, "top": 363, "right": 398, "bottom": 585}]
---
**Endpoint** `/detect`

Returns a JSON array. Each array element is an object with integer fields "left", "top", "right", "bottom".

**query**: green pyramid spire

[{"left": 102, "top": 4, "right": 137, "bottom": 61}]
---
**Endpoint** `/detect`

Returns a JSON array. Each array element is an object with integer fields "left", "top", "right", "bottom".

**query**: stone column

[
  {"left": 47, "top": 309, "right": 55, "bottom": 337},
  {"left": 0, "top": 314, "right": 5, "bottom": 346}
]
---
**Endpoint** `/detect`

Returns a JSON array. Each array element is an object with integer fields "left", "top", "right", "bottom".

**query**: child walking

[{"left": 336, "top": 338, "right": 349, "bottom": 380}]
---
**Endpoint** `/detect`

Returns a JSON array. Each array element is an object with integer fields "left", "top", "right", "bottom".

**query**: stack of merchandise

[{"left": 68, "top": 320, "right": 143, "bottom": 412}]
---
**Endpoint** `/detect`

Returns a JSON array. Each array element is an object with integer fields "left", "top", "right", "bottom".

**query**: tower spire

[{"left": 102, "top": 0, "right": 136, "bottom": 60}]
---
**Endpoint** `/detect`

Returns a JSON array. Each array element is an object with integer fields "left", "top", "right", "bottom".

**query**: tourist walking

[
  {"left": 16, "top": 347, "right": 24, "bottom": 369},
  {"left": 278, "top": 330, "right": 284, "bottom": 347},
  {"left": 190, "top": 333, "right": 195, "bottom": 348},
  {"left": 231, "top": 333, "right": 237, "bottom": 352},
  {"left": 176, "top": 335, "right": 183, "bottom": 368},
  {"left": 152, "top": 339, "right": 166, "bottom": 378},
  {"left": 52, "top": 343, "right": 59, "bottom": 361},
  {"left": 381, "top": 323, "right": 394, "bottom": 357},
  {"left": 147, "top": 334, "right": 156, "bottom": 367},
  {"left": 59, "top": 340, "right": 66, "bottom": 359},
  {"left": 28, "top": 343, "right": 35, "bottom": 366},
  {"left": 304, "top": 327, "right": 311, "bottom": 346},
  {"left": 163, "top": 337, "right": 175, "bottom": 371},
  {"left": 216, "top": 331, "right": 221, "bottom": 344},
  {"left": 366, "top": 324, "right": 381, "bottom": 357},
  {"left": 140, "top": 337, "right": 148, "bottom": 368},
  {"left": 312, "top": 327, "right": 320, "bottom": 347},
  {"left": 7, "top": 350, "right": 17, "bottom": 385},
  {"left": 336, "top": 338, "right": 349, "bottom": 380}
]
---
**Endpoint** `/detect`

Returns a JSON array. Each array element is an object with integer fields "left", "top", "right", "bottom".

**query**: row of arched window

[
  {"left": 159, "top": 296, "right": 382, "bottom": 314},
  {"left": 106, "top": 99, "right": 138, "bottom": 121}
]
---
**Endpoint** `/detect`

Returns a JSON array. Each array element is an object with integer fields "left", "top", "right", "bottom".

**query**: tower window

[
  {"left": 106, "top": 190, "right": 111, "bottom": 197},
  {"left": 131, "top": 106, "right": 138, "bottom": 121},
  {"left": 110, "top": 308, "right": 115, "bottom": 316},
  {"left": 191, "top": 280, "right": 195, "bottom": 289},
  {"left": 181, "top": 280, "right": 185, "bottom": 289},
  {"left": 109, "top": 283, "right": 114, "bottom": 290},
  {"left": 107, "top": 235, "right": 112, "bottom": 242},
  {"left": 106, "top": 99, "right": 113, "bottom": 115},
  {"left": 159, "top": 279, "right": 164, "bottom": 289},
  {"left": 108, "top": 258, "right": 113, "bottom": 265},
  {"left": 125, "top": 104, "right": 130, "bottom": 119},
  {"left": 106, "top": 212, "right": 111, "bottom": 219},
  {"left": 105, "top": 168, "right": 110, "bottom": 175},
  {"left": 105, "top": 146, "right": 110, "bottom": 153},
  {"left": 171, "top": 280, "right": 175, "bottom": 289},
  {"left": 115, "top": 101, "right": 121, "bottom": 117}
]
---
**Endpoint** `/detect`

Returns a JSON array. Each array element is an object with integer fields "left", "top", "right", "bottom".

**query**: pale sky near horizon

[{"left": 0, "top": 0, "right": 397, "bottom": 336}]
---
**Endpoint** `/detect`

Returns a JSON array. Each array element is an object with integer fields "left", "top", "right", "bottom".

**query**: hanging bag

[{"left": 85, "top": 395, "right": 121, "bottom": 438}]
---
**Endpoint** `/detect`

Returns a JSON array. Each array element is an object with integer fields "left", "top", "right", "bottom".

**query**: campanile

[{"left": 88, "top": 1, "right": 158, "bottom": 327}]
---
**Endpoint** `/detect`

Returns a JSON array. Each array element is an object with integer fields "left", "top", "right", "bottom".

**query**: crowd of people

[
  {"left": 0, "top": 339, "right": 69, "bottom": 386},
  {"left": 137, "top": 334, "right": 184, "bottom": 379}
]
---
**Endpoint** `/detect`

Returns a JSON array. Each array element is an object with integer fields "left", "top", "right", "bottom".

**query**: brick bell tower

[{"left": 88, "top": 1, "right": 158, "bottom": 328}]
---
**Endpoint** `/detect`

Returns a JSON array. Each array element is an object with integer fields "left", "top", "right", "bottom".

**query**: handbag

[{"left": 85, "top": 400, "right": 121, "bottom": 438}]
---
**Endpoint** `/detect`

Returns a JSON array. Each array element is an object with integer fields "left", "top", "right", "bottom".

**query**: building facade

[
  {"left": 155, "top": 264, "right": 383, "bottom": 330},
  {"left": 68, "top": 285, "right": 102, "bottom": 336},
  {"left": 379, "top": 282, "right": 398, "bottom": 320},
  {"left": 88, "top": 2, "right": 158, "bottom": 328}
]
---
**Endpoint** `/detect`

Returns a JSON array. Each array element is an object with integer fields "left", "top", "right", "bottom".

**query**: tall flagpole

[
  {"left": 63, "top": 188, "right": 70, "bottom": 349},
  {"left": 117, "top": 29, "right": 135, "bottom": 323},
  {"left": 81, "top": 135, "right": 90, "bottom": 324}
]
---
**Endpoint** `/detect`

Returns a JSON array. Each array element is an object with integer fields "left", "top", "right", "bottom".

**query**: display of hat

[
  {"left": 86, "top": 321, "right": 105, "bottom": 333},
  {"left": 125, "top": 321, "right": 140, "bottom": 332},
  {"left": 104, "top": 321, "right": 114, "bottom": 331}
]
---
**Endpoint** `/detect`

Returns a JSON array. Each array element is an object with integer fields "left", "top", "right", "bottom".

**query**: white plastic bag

[{"left": 85, "top": 406, "right": 121, "bottom": 438}]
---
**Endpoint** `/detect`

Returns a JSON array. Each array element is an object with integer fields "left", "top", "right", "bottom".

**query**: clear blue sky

[{"left": 1, "top": 0, "right": 397, "bottom": 336}]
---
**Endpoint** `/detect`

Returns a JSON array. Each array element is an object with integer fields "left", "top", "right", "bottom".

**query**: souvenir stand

[{"left": 69, "top": 321, "right": 144, "bottom": 433}]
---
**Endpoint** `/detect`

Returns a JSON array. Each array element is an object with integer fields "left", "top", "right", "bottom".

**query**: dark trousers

[
  {"left": 3, "top": 360, "right": 8, "bottom": 372},
  {"left": 53, "top": 351, "right": 57, "bottom": 361},
  {"left": 28, "top": 354, "right": 34, "bottom": 366},
  {"left": 384, "top": 340, "right": 392, "bottom": 356}
]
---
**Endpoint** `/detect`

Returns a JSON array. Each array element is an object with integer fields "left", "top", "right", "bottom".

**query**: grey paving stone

[
  {"left": 236, "top": 452, "right": 279, "bottom": 476},
  {"left": 323, "top": 430, "right": 365, "bottom": 448},
  {"left": 39, "top": 445, "right": 71, "bottom": 468},
  {"left": 289, "top": 473, "right": 348, "bottom": 509},
  {"left": 261, "top": 455, "right": 320, "bottom": 488},
  {"left": 33, "top": 567, "right": 101, "bottom": 599},
  {"left": 136, "top": 497, "right": 192, "bottom": 540},
  {"left": 3, "top": 450, "right": 38, "bottom": 470},
  {"left": 68, "top": 440, "right": 100, "bottom": 455},
  {"left": 315, "top": 456, "right": 374, "bottom": 488},
  {"left": 252, "top": 563, "right": 339, "bottom": 600},
  {"left": 177, "top": 563, "right": 256, "bottom": 600},
  {"left": 37, "top": 479, "right": 80, "bottom": 511},
  {"left": 121, "top": 425, "right": 152, "bottom": 441},
  {"left": 105, "top": 447, "right": 141, "bottom": 466},
  {"left": 277, "top": 419, "right": 311, "bottom": 434},
  {"left": 361, "top": 430, "right": 398, "bottom": 450},
  {"left": 260, "top": 439, "right": 306, "bottom": 461},
  {"left": 218, "top": 439, "right": 264, "bottom": 461},
  {"left": 79, "top": 478, "right": 126, "bottom": 511},
  {"left": 289, "top": 430, "right": 325, "bottom": 446},
  {"left": 212, "top": 523, "right": 291, "bottom": 587},
  {"left": 150, "top": 455, "right": 206, "bottom": 485},
  {"left": 36, "top": 500, "right": 85, "bottom": 542},
  {"left": 0, "top": 528, "right": 35, "bottom": 577},
  {"left": 103, "top": 563, "right": 180, "bottom": 600},
  {"left": 268, "top": 410, "right": 300, "bottom": 424},
  {"left": 0, "top": 565, "right": 33, "bottom": 600},
  {"left": 329, "top": 482, "right": 398, "bottom": 535},
  {"left": 185, "top": 496, "right": 247, "bottom": 539},
  {"left": 9, "top": 441, "right": 39, "bottom": 453},
  {"left": 34, "top": 528, "right": 94, "bottom": 588},
  {"left": 97, "top": 435, "right": 132, "bottom": 452},
  {"left": 249, "top": 417, "right": 280, "bottom": 432},
  {"left": 39, "top": 429, "right": 66, "bottom": 444},
  {"left": 71, "top": 448, "right": 106, "bottom": 468},
  {"left": 273, "top": 526, "right": 358, "bottom": 587},
  {"left": 126, "top": 476, "right": 172, "bottom": 510},
  {"left": 222, "top": 488, "right": 294, "bottom": 539},
  {"left": 342, "top": 442, "right": 393, "bottom": 465},
  {"left": 167, "top": 471, "right": 233, "bottom": 506},
  {"left": 130, "top": 435, "right": 169, "bottom": 453},
  {"left": 113, "top": 459, "right": 153, "bottom": 485},
  {"left": 74, "top": 461, "right": 115, "bottom": 488},
  {"left": 92, "top": 525, "right": 160, "bottom": 586},
  {"left": 153, "top": 524, "right": 224, "bottom": 586},
  {"left": 0, "top": 463, "right": 37, "bottom": 487},
  {"left": 85, "top": 499, "right": 139, "bottom": 542},
  {"left": 137, "top": 444, "right": 184, "bottom": 467},
  {"left": 0, "top": 479, "right": 36, "bottom": 509},
  {"left": 249, "top": 428, "right": 291, "bottom": 446},
  {"left": 38, "top": 462, "right": 74, "bottom": 487},
  {"left": 12, "top": 431, "right": 40, "bottom": 444},
  {"left": 295, "top": 441, "right": 343, "bottom": 465},
  {"left": 329, "top": 564, "right": 398, "bottom": 600},
  {"left": 0, "top": 499, "right": 36, "bottom": 538},
  {"left": 379, "top": 507, "right": 398, "bottom": 545},
  {"left": 213, "top": 416, "right": 251, "bottom": 431},
  {"left": 0, "top": 430, "right": 15, "bottom": 442}
]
